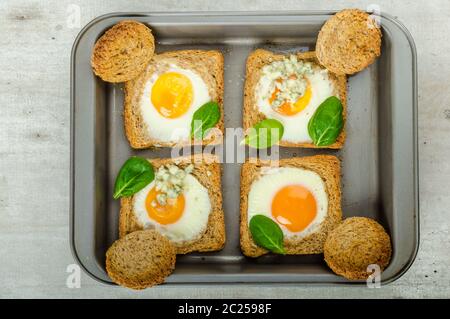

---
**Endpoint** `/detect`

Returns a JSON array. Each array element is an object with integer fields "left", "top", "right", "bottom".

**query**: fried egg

[
  {"left": 247, "top": 167, "right": 328, "bottom": 238},
  {"left": 133, "top": 173, "right": 211, "bottom": 243},
  {"left": 255, "top": 59, "right": 338, "bottom": 144},
  {"left": 140, "top": 64, "right": 210, "bottom": 143}
]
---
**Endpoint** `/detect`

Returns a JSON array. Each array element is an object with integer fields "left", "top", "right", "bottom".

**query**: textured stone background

[{"left": 0, "top": 0, "right": 449, "bottom": 298}]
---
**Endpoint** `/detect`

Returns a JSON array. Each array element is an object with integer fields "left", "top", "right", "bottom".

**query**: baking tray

[{"left": 70, "top": 11, "right": 418, "bottom": 285}]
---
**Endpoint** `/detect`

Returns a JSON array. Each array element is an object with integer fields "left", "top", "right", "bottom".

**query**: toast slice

[
  {"left": 119, "top": 154, "right": 225, "bottom": 254},
  {"left": 91, "top": 20, "right": 155, "bottom": 83},
  {"left": 240, "top": 155, "right": 342, "bottom": 257},
  {"left": 243, "top": 49, "right": 347, "bottom": 149},
  {"left": 316, "top": 9, "right": 382, "bottom": 75},
  {"left": 106, "top": 230, "right": 176, "bottom": 289},
  {"left": 124, "top": 50, "right": 224, "bottom": 148},
  {"left": 324, "top": 217, "right": 392, "bottom": 280}
]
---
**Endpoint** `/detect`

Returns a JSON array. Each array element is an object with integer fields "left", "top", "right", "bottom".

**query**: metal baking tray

[{"left": 70, "top": 11, "right": 418, "bottom": 285}]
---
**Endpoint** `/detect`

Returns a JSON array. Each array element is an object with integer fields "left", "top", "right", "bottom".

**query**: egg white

[
  {"left": 133, "top": 174, "right": 212, "bottom": 243},
  {"left": 247, "top": 167, "right": 328, "bottom": 238},
  {"left": 139, "top": 64, "right": 211, "bottom": 143},
  {"left": 255, "top": 66, "right": 337, "bottom": 143}
]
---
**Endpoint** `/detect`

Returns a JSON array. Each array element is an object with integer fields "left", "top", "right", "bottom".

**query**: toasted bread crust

[
  {"left": 106, "top": 230, "right": 176, "bottom": 289},
  {"left": 119, "top": 154, "right": 225, "bottom": 254},
  {"left": 324, "top": 217, "right": 392, "bottom": 280},
  {"left": 316, "top": 9, "right": 382, "bottom": 75},
  {"left": 243, "top": 49, "right": 347, "bottom": 149},
  {"left": 124, "top": 50, "right": 224, "bottom": 149},
  {"left": 240, "top": 155, "right": 342, "bottom": 257},
  {"left": 91, "top": 20, "right": 155, "bottom": 83}
]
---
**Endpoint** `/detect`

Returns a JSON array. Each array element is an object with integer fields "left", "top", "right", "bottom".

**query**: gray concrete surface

[{"left": 0, "top": 0, "right": 449, "bottom": 298}]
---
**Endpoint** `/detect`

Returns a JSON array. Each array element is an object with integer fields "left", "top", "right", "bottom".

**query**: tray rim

[{"left": 70, "top": 10, "right": 419, "bottom": 287}]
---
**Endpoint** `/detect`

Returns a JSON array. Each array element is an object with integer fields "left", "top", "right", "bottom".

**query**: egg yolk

[
  {"left": 269, "top": 78, "right": 312, "bottom": 116},
  {"left": 151, "top": 72, "right": 193, "bottom": 118},
  {"left": 271, "top": 185, "right": 317, "bottom": 232},
  {"left": 145, "top": 187, "right": 185, "bottom": 225}
]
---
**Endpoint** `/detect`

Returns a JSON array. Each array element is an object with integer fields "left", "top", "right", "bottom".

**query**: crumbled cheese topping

[
  {"left": 261, "top": 55, "right": 313, "bottom": 108},
  {"left": 153, "top": 163, "right": 194, "bottom": 206}
]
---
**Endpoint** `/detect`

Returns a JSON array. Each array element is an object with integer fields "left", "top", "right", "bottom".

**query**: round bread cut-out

[
  {"left": 324, "top": 217, "right": 392, "bottom": 280},
  {"left": 91, "top": 20, "right": 155, "bottom": 82},
  {"left": 106, "top": 229, "right": 176, "bottom": 289},
  {"left": 316, "top": 9, "right": 382, "bottom": 75}
]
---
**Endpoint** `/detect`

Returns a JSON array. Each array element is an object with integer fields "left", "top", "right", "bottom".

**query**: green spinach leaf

[
  {"left": 307, "top": 96, "right": 343, "bottom": 146},
  {"left": 190, "top": 101, "right": 221, "bottom": 140},
  {"left": 113, "top": 157, "right": 154, "bottom": 199},
  {"left": 244, "top": 119, "right": 284, "bottom": 149},
  {"left": 249, "top": 215, "right": 285, "bottom": 254}
]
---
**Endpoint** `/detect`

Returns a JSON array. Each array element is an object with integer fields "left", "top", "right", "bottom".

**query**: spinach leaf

[
  {"left": 244, "top": 118, "right": 284, "bottom": 149},
  {"left": 113, "top": 157, "right": 154, "bottom": 199},
  {"left": 190, "top": 101, "right": 221, "bottom": 140},
  {"left": 307, "top": 96, "right": 343, "bottom": 146},
  {"left": 249, "top": 215, "right": 285, "bottom": 254}
]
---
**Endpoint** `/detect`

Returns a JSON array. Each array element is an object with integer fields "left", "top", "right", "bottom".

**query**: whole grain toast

[
  {"left": 243, "top": 49, "right": 347, "bottom": 149},
  {"left": 91, "top": 20, "right": 155, "bottom": 83},
  {"left": 124, "top": 50, "right": 224, "bottom": 149},
  {"left": 119, "top": 154, "right": 225, "bottom": 254},
  {"left": 316, "top": 9, "right": 382, "bottom": 75},
  {"left": 240, "top": 155, "right": 342, "bottom": 257},
  {"left": 106, "top": 229, "right": 176, "bottom": 289},
  {"left": 324, "top": 217, "right": 392, "bottom": 280}
]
